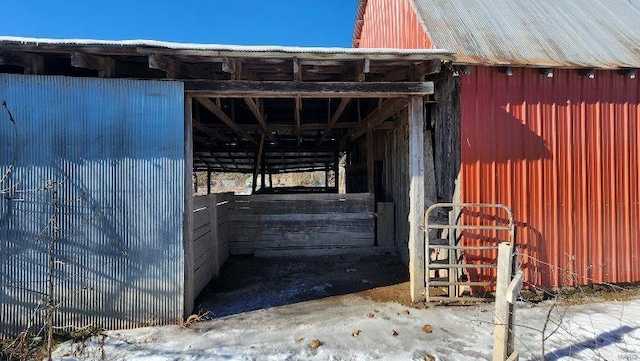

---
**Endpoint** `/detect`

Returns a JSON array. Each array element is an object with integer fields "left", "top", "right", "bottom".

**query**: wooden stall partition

[
  {"left": 191, "top": 193, "right": 233, "bottom": 297},
  {"left": 227, "top": 193, "right": 376, "bottom": 256}
]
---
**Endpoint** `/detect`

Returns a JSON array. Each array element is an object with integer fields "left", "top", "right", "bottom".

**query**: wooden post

[
  {"left": 408, "top": 96, "right": 425, "bottom": 303},
  {"left": 208, "top": 194, "right": 220, "bottom": 277},
  {"left": 260, "top": 149, "right": 266, "bottom": 190},
  {"left": 493, "top": 242, "right": 520, "bottom": 361},
  {"left": 325, "top": 164, "right": 330, "bottom": 189},
  {"left": 183, "top": 94, "right": 195, "bottom": 316},
  {"left": 366, "top": 126, "right": 375, "bottom": 193},
  {"left": 252, "top": 133, "right": 266, "bottom": 193}
]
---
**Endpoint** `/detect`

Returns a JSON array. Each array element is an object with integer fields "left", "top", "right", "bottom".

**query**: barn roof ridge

[{"left": 353, "top": 0, "right": 640, "bottom": 69}]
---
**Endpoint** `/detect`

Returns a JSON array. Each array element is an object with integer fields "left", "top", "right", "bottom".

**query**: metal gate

[{"left": 424, "top": 203, "right": 515, "bottom": 302}]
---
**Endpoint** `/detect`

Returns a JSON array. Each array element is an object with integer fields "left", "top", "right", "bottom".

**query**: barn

[
  {"left": 353, "top": 0, "right": 640, "bottom": 296},
  {"left": 0, "top": 37, "right": 455, "bottom": 335}
]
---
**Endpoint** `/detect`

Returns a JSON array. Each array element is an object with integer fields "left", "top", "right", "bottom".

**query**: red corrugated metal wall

[
  {"left": 460, "top": 66, "right": 640, "bottom": 287},
  {"left": 358, "top": 0, "right": 433, "bottom": 48}
]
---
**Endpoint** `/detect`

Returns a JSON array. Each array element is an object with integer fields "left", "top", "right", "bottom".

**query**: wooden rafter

[
  {"left": 149, "top": 54, "right": 215, "bottom": 79},
  {"left": 317, "top": 97, "right": 351, "bottom": 146},
  {"left": 192, "top": 119, "right": 234, "bottom": 143},
  {"left": 0, "top": 50, "right": 44, "bottom": 75},
  {"left": 195, "top": 97, "right": 257, "bottom": 144},
  {"left": 350, "top": 97, "right": 410, "bottom": 140},
  {"left": 71, "top": 52, "right": 115, "bottom": 78},
  {"left": 243, "top": 97, "right": 278, "bottom": 145}
]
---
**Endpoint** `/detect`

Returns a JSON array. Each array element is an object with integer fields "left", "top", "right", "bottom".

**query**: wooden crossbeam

[
  {"left": 243, "top": 97, "right": 278, "bottom": 145},
  {"left": 350, "top": 97, "right": 410, "bottom": 140},
  {"left": 195, "top": 122, "right": 362, "bottom": 131},
  {"left": 149, "top": 54, "right": 215, "bottom": 79},
  {"left": 195, "top": 97, "right": 257, "bottom": 144},
  {"left": 0, "top": 50, "right": 44, "bottom": 74},
  {"left": 71, "top": 52, "right": 115, "bottom": 78},
  {"left": 317, "top": 97, "right": 351, "bottom": 146},
  {"left": 185, "top": 81, "right": 434, "bottom": 97}
]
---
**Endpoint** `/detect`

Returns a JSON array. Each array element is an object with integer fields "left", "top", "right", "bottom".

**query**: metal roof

[
  {"left": 354, "top": 0, "right": 640, "bottom": 68},
  {"left": 0, "top": 36, "right": 453, "bottom": 61}
]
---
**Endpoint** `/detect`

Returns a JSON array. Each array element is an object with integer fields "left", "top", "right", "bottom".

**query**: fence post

[{"left": 493, "top": 242, "right": 521, "bottom": 361}]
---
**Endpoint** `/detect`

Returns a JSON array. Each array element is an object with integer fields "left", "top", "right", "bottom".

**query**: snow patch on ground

[{"left": 53, "top": 295, "right": 640, "bottom": 360}]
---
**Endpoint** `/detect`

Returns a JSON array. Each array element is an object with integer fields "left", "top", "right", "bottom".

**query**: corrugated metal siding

[
  {"left": 409, "top": 0, "right": 640, "bottom": 68},
  {"left": 357, "top": 0, "right": 433, "bottom": 49},
  {"left": 0, "top": 74, "right": 184, "bottom": 336},
  {"left": 460, "top": 67, "right": 640, "bottom": 287}
]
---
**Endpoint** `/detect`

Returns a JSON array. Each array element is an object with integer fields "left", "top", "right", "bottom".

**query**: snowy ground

[{"left": 53, "top": 292, "right": 640, "bottom": 360}]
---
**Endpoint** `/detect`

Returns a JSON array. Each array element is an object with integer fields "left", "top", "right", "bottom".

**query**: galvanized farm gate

[{"left": 424, "top": 203, "right": 515, "bottom": 302}]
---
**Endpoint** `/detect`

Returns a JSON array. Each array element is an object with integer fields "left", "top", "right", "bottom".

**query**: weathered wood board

[{"left": 227, "top": 193, "right": 375, "bottom": 255}]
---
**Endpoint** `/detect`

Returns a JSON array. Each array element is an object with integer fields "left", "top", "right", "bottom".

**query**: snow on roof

[{"left": 0, "top": 36, "right": 455, "bottom": 61}]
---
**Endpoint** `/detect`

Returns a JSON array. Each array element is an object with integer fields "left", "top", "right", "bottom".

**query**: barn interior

[
  {"left": 0, "top": 41, "right": 457, "bottom": 314},
  {"left": 182, "top": 50, "right": 460, "bottom": 314}
]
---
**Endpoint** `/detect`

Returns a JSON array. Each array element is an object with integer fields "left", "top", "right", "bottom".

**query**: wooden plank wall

[
  {"left": 433, "top": 71, "right": 461, "bottom": 203},
  {"left": 227, "top": 193, "right": 375, "bottom": 255},
  {"left": 383, "top": 112, "right": 410, "bottom": 263},
  {"left": 192, "top": 193, "right": 232, "bottom": 297},
  {"left": 380, "top": 106, "right": 438, "bottom": 265}
]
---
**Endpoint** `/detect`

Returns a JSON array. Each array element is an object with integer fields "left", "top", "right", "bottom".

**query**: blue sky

[{"left": 0, "top": 0, "right": 359, "bottom": 47}]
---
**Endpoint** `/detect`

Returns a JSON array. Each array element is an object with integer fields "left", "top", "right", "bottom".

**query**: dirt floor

[{"left": 196, "top": 254, "right": 411, "bottom": 318}]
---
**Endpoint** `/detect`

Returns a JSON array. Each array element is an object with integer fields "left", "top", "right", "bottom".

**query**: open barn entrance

[{"left": 182, "top": 50, "right": 454, "bottom": 314}]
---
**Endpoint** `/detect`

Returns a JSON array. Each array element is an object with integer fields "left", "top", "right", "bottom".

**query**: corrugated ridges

[
  {"left": 409, "top": 0, "right": 640, "bottom": 68},
  {"left": 460, "top": 67, "right": 640, "bottom": 287},
  {"left": 0, "top": 74, "right": 184, "bottom": 336}
]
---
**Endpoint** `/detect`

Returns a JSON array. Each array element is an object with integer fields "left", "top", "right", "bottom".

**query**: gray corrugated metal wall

[{"left": 0, "top": 74, "right": 185, "bottom": 336}]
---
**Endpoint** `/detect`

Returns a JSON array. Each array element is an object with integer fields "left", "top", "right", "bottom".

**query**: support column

[
  {"left": 408, "top": 96, "right": 425, "bottom": 303},
  {"left": 183, "top": 94, "right": 195, "bottom": 316},
  {"left": 366, "top": 126, "right": 375, "bottom": 193}
]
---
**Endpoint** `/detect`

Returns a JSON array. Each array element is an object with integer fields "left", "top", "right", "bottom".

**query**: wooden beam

[
  {"left": 195, "top": 97, "right": 257, "bottom": 144},
  {"left": 221, "top": 57, "right": 235, "bottom": 76},
  {"left": 350, "top": 97, "right": 409, "bottom": 140},
  {"left": 359, "top": 58, "right": 371, "bottom": 82},
  {"left": 0, "top": 50, "right": 44, "bottom": 75},
  {"left": 70, "top": 52, "right": 115, "bottom": 78},
  {"left": 408, "top": 96, "right": 425, "bottom": 303},
  {"left": 196, "top": 122, "right": 363, "bottom": 131},
  {"left": 294, "top": 97, "right": 302, "bottom": 144},
  {"left": 293, "top": 58, "right": 302, "bottom": 81},
  {"left": 183, "top": 94, "right": 195, "bottom": 316},
  {"left": 379, "top": 60, "right": 442, "bottom": 82},
  {"left": 243, "top": 97, "right": 278, "bottom": 145},
  {"left": 192, "top": 119, "right": 234, "bottom": 143},
  {"left": 366, "top": 126, "right": 375, "bottom": 193},
  {"left": 252, "top": 133, "right": 266, "bottom": 193},
  {"left": 185, "top": 81, "right": 434, "bottom": 97},
  {"left": 149, "top": 54, "right": 215, "bottom": 79},
  {"left": 317, "top": 97, "right": 351, "bottom": 146}
]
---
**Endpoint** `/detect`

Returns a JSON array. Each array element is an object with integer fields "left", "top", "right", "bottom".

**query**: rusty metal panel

[
  {"left": 0, "top": 74, "right": 184, "bottom": 336},
  {"left": 408, "top": 0, "right": 640, "bottom": 68},
  {"left": 356, "top": 0, "right": 433, "bottom": 49},
  {"left": 460, "top": 67, "right": 640, "bottom": 288}
]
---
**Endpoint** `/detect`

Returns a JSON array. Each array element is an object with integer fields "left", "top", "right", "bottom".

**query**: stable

[{"left": 0, "top": 37, "right": 454, "bottom": 335}]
